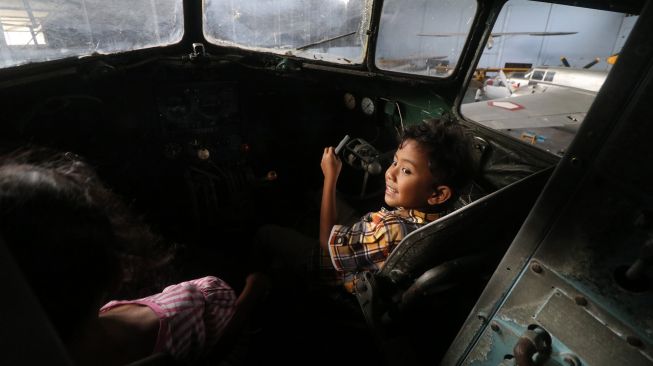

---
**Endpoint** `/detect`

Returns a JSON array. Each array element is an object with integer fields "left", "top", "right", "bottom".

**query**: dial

[
  {"left": 343, "top": 92, "right": 356, "bottom": 110},
  {"left": 361, "top": 97, "right": 375, "bottom": 115}
]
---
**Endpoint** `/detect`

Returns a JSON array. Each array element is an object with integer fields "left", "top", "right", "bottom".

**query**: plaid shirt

[{"left": 326, "top": 207, "right": 441, "bottom": 292}]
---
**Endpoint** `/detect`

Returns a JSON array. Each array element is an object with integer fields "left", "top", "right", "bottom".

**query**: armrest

[{"left": 399, "top": 255, "right": 485, "bottom": 313}]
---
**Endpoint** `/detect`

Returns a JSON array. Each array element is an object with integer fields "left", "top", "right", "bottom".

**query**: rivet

[
  {"left": 531, "top": 263, "right": 543, "bottom": 274},
  {"left": 570, "top": 157, "right": 580, "bottom": 166},
  {"left": 574, "top": 295, "right": 588, "bottom": 306},
  {"left": 477, "top": 312, "right": 488, "bottom": 322},
  {"left": 563, "top": 354, "right": 581, "bottom": 366},
  {"left": 490, "top": 321, "right": 501, "bottom": 332}
]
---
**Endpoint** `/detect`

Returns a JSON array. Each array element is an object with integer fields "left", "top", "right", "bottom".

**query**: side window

[
  {"left": 531, "top": 70, "right": 545, "bottom": 81},
  {"left": 461, "top": 0, "right": 638, "bottom": 156}
]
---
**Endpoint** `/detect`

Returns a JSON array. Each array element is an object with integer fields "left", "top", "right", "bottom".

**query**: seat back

[
  {"left": 353, "top": 166, "right": 553, "bottom": 363},
  {"left": 0, "top": 235, "right": 73, "bottom": 366}
]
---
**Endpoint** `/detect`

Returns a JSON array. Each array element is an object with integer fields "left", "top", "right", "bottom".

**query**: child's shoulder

[{"left": 374, "top": 207, "right": 441, "bottom": 224}]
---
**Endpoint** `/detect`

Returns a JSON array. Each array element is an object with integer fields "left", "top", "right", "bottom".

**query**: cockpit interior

[{"left": 1, "top": 0, "right": 651, "bottom": 365}]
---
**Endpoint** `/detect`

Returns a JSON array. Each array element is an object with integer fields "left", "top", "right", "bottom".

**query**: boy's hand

[{"left": 321, "top": 146, "right": 342, "bottom": 182}]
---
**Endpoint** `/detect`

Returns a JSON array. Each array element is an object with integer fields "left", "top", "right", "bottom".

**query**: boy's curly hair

[{"left": 400, "top": 114, "right": 475, "bottom": 198}]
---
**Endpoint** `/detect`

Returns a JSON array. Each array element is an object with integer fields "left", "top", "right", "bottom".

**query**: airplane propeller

[
  {"left": 498, "top": 69, "right": 513, "bottom": 96},
  {"left": 582, "top": 58, "right": 601, "bottom": 69},
  {"left": 560, "top": 56, "right": 571, "bottom": 67},
  {"left": 560, "top": 56, "right": 601, "bottom": 69}
]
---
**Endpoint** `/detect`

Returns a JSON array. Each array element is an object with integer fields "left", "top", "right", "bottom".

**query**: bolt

[
  {"left": 563, "top": 354, "right": 581, "bottom": 366},
  {"left": 574, "top": 295, "right": 588, "bottom": 306},
  {"left": 477, "top": 312, "right": 488, "bottom": 323},
  {"left": 490, "top": 321, "right": 501, "bottom": 332},
  {"left": 389, "top": 269, "right": 405, "bottom": 283},
  {"left": 570, "top": 157, "right": 580, "bottom": 166},
  {"left": 531, "top": 262, "right": 543, "bottom": 274}
]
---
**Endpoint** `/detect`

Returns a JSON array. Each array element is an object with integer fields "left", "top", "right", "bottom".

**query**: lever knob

[{"left": 513, "top": 326, "right": 552, "bottom": 366}]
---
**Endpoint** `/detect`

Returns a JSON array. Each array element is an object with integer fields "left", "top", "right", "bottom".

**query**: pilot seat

[{"left": 349, "top": 137, "right": 553, "bottom": 364}]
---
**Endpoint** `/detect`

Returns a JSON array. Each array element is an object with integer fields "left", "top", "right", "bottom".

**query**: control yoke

[{"left": 336, "top": 136, "right": 383, "bottom": 198}]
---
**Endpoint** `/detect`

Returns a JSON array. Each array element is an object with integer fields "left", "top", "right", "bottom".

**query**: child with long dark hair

[{"left": 0, "top": 148, "right": 268, "bottom": 365}]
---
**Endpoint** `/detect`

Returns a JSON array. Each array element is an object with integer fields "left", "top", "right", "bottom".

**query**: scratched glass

[
  {"left": 460, "top": 0, "right": 637, "bottom": 157},
  {"left": 0, "top": 0, "right": 183, "bottom": 69},
  {"left": 203, "top": 0, "right": 372, "bottom": 65},
  {"left": 375, "top": 0, "right": 477, "bottom": 78}
]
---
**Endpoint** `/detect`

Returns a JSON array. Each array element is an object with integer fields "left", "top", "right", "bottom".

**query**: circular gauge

[
  {"left": 197, "top": 148, "right": 210, "bottom": 160},
  {"left": 343, "top": 92, "right": 356, "bottom": 110},
  {"left": 361, "top": 97, "right": 375, "bottom": 115}
]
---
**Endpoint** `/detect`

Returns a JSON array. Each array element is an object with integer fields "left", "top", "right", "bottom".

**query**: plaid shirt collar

[{"left": 379, "top": 206, "right": 444, "bottom": 223}]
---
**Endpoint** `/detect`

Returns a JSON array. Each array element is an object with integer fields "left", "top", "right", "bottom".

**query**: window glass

[
  {"left": 531, "top": 70, "right": 545, "bottom": 80},
  {"left": 0, "top": 0, "right": 183, "bottom": 69},
  {"left": 461, "top": 0, "right": 638, "bottom": 156},
  {"left": 203, "top": 0, "right": 372, "bottom": 65},
  {"left": 375, "top": 0, "right": 476, "bottom": 77}
]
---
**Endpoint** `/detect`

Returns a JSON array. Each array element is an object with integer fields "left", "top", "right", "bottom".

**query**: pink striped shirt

[{"left": 100, "top": 276, "right": 237, "bottom": 361}]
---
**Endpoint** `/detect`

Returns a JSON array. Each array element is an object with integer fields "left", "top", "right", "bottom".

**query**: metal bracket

[
  {"left": 189, "top": 43, "right": 207, "bottom": 62},
  {"left": 354, "top": 271, "right": 378, "bottom": 330}
]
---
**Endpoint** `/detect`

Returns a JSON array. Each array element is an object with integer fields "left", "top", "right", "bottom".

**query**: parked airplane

[
  {"left": 478, "top": 57, "right": 606, "bottom": 100},
  {"left": 463, "top": 65, "right": 609, "bottom": 131},
  {"left": 0, "top": 1, "right": 650, "bottom": 366}
]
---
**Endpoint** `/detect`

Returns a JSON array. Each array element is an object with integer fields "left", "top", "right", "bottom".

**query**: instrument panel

[{"left": 157, "top": 82, "right": 244, "bottom": 163}]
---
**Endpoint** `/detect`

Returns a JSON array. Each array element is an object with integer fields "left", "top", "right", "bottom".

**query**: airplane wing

[
  {"left": 489, "top": 31, "right": 577, "bottom": 37},
  {"left": 417, "top": 31, "right": 577, "bottom": 37},
  {"left": 461, "top": 88, "right": 596, "bottom": 130}
]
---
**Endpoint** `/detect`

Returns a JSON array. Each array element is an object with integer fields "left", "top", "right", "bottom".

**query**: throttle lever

[{"left": 335, "top": 135, "right": 351, "bottom": 155}]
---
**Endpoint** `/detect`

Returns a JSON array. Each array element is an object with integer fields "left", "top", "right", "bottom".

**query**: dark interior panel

[{"left": 0, "top": 54, "right": 556, "bottom": 365}]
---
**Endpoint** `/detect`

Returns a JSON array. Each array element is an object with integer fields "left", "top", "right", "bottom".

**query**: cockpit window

[
  {"left": 531, "top": 70, "right": 545, "bottom": 80},
  {"left": 375, "top": 0, "right": 477, "bottom": 78},
  {"left": 203, "top": 0, "right": 372, "bottom": 65},
  {"left": 0, "top": 0, "right": 184, "bottom": 69},
  {"left": 460, "top": 0, "right": 637, "bottom": 157}
]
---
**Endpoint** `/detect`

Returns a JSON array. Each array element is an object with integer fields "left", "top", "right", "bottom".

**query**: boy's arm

[{"left": 320, "top": 146, "right": 342, "bottom": 251}]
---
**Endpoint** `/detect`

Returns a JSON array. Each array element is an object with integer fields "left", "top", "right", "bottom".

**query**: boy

[
  {"left": 254, "top": 115, "right": 474, "bottom": 294},
  {"left": 319, "top": 115, "right": 474, "bottom": 292}
]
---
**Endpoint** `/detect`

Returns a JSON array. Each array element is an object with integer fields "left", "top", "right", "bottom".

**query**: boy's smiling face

[{"left": 384, "top": 139, "right": 451, "bottom": 209}]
